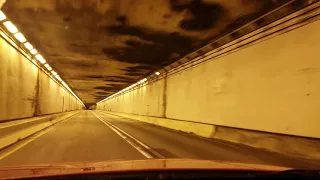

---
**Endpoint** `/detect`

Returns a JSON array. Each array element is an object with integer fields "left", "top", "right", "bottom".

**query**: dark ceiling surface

[{"left": 2, "top": 0, "right": 287, "bottom": 105}]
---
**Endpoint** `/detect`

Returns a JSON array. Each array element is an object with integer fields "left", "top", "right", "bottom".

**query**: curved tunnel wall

[
  {"left": 97, "top": 20, "right": 320, "bottom": 139},
  {"left": 0, "top": 35, "right": 84, "bottom": 121}
]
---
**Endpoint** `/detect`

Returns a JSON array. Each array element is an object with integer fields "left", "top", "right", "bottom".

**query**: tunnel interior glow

[{"left": 1, "top": 0, "right": 292, "bottom": 106}]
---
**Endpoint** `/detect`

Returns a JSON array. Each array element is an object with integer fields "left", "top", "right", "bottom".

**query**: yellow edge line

[
  {"left": 0, "top": 127, "right": 54, "bottom": 161},
  {"left": 0, "top": 111, "right": 80, "bottom": 161}
]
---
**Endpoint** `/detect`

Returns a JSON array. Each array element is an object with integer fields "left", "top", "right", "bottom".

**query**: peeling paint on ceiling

[{"left": 2, "top": 0, "right": 289, "bottom": 105}]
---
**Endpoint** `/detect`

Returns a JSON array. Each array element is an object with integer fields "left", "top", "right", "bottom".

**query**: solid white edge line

[
  {"left": 97, "top": 111, "right": 250, "bottom": 152},
  {"left": 96, "top": 111, "right": 166, "bottom": 158},
  {"left": 91, "top": 111, "right": 153, "bottom": 159}
]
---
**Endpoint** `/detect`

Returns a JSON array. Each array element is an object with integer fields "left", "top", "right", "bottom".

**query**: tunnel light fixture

[
  {"left": 35, "top": 54, "right": 46, "bottom": 64},
  {"left": 55, "top": 74, "right": 62, "bottom": 82},
  {"left": 97, "top": 77, "right": 151, "bottom": 104},
  {"left": 0, "top": 11, "right": 6, "bottom": 21},
  {"left": 138, "top": 78, "right": 147, "bottom": 84},
  {"left": 24, "top": 42, "right": 33, "bottom": 50},
  {"left": 51, "top": 71, "right": 57, "bottom": 76},
  {"left": 14, "top": 33, "right": 26, "bottom": 43},
  {"left": 62, "top": 82, "right": 72, "bottom": 91},
  {"left": 3, "top": 21, "right": 18, "bottom": 33},
  {"left": 30, "top": 49, "right": 37, "bottom": 54},
  {"left": 35, "top": 55, "right": 46, "bottom": 64},
  {"left": 35, "top": 54, "right": 43, "bottom": 60},
  {"left": 39, "top": 59, "right": 46, "bottom": 64},
  {"left": 97, "top": 82, "right": 140, "bottom": 104},
  {"left": 155, "top": 72, "right": 160, "bottom": 75},
  {"left": 62, "top": 81, "right": 69, "bottom": 88},
  {"left": 44, "top": 64, "right": 52, "bottom": 71}
]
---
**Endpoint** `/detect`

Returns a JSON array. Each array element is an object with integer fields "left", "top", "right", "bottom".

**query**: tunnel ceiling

[{"left": 2, "top": 0, "right": 288, "bottom": 105}]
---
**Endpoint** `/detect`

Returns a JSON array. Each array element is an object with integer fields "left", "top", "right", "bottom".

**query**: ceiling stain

[
  {"left": 104, "top": 76, "right": 136, "bottom": 83},
  {"left": 102, "top": 25, "right": 194, "bottom": 66},
  {"left": 170, "top": 0, "right": 225, "bottom": 31},
  {"left": 2, "top": 0, "right": 290, "bottom": 105}
]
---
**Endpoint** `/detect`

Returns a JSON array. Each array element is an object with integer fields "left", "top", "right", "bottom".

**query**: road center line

[{"left": 92, "top": 111, "right": 154, "bottom": 159}]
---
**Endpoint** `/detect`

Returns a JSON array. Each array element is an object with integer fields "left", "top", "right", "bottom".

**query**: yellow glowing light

[
  {"left": 55, "top": 75, "right": 62, "bottom": 81},
  {"left": 3, "top": 21, "right": 18, "bottom": 33},
  {"left": 44, "top": 64, "right": 52, "bottom": 71},
  {"left": 14, "top": 33, "right": 26, "bottom": 43},
  {"left": 0, "top": 11, "right": 6, "bottom": 21},
  {"left": 35, "top": 54, "right": 46, "bottom": 64},
  {"left": 24, "top": 42, "right": 33, "bottom": 50},
  {"left": 62, "top": 81, "right": 70, "bottom": 89},
  {"left": 35, "top": 54, "right": 43, "bottom": 60},
  {"left": 155, "top": 72, "right": 160, "bottom": 75},
  {"left": 30, "top": 49, "right": 37, "bottom": 54},
  {"left": 51, "top": 71, "right": 57, "bottom": 76},
  {"left": 39, "top": 59, "right": 46, "bottom": 64}
]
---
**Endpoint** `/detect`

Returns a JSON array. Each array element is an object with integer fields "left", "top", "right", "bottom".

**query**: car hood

[{"left": 0, "top": 159, "right": 290, "bottom": 179}]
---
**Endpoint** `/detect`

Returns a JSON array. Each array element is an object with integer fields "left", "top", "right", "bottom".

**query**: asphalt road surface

[{"left": 0, "top": 111, "right": 319, "bottom": 168}]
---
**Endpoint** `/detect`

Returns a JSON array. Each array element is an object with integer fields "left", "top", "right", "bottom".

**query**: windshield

[{"left": 0, "top": 0, "right": 320, "bottom": 177}]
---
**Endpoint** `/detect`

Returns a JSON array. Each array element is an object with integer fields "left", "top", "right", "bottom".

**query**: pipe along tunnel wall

[
  {"left": 0, "top": 31, "right": 84, "bottom": 149},
  {"left": 97, "top": 19, "right": 320, "bottom": 160}
]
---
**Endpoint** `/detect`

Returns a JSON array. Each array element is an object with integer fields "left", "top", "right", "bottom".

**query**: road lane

[
  {"left": 1, "top": 110, "right": 320, "bottom": 169},
  {"left": 95, "top": 111, "right": 320, "bottom": 169},
  {"left": 0, "top": 111, "right": 145, "bottom": 166}
]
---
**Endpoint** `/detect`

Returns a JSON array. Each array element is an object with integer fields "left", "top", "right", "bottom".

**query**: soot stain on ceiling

[
  {"left": 2, "top": 0, "right": 288, "bottom": 105},
  {"left": 104, "top": 76, "right": 136, "bottom": 84},
  {"left": 169, "top": 0, "right": 225, "bottom": 31},
  {"left": 102, "top": 25, "right": 194, "bottom": 66}
]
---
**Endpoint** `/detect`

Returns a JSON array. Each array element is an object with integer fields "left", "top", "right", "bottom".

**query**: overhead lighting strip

[
  {"left": 97, "top": 70, "right": 163, "bottom": 104},
  {"left": 0, "top": 11, "right": 5, "bottom": 21},
  {"left": 0, "top": 10, "right": 84, "bottom": 107},
  {"left": 97, "top": 77, "right": 148, "bottom": 104}
]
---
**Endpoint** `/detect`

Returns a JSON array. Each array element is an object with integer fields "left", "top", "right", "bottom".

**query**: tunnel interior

[{"left": 2, "top": 0, "right": 288, "bottom": 106}]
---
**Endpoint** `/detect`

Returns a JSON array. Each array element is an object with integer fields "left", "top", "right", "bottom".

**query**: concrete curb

[
  {"left": 97, "top": 111, "right": 216, "bottom": 138},
  {"left": 0, "top": 110, "right": 82, "bottom": 150},
  {"left": 97, "top": 110, "right": 320, "bottom": 161}
]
